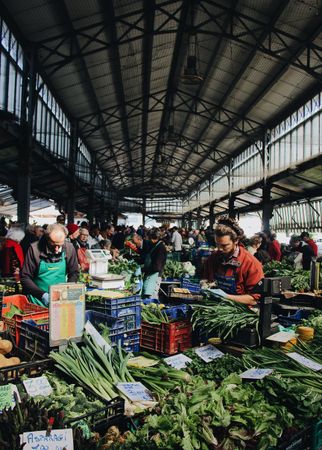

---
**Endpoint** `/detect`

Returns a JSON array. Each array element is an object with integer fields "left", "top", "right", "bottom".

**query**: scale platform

[{"left": 90, "top": 274, "right": 125, "bottom": 290}]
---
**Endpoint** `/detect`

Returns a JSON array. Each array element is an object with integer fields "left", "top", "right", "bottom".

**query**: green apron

[{"left": 29, "top": 252, "right": 67, "bottom": 307}]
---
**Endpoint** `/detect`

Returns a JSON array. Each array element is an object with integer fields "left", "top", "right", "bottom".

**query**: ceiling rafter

[
  {"left": 171, "top": 0, "right": 291, "bottom": 187},
  {"left": 150, "top": 0, "right": 191, "bottom": 182},
  {"left": 100, "top": 0, "right": 135, "bottom": 186},
  {"left": 55, "top": 0, "right": 125, "bottom": 190}
]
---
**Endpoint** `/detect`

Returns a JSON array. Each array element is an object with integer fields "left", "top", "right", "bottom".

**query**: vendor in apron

[
  {"left": 202, "top": 216, "right": 264, "bottom": 306},
  {"left": 20, "top": 223, "right": 79, "bottom": 307},
  {"left": 142, "top": 228, "right": 167, "bottom": 298}
]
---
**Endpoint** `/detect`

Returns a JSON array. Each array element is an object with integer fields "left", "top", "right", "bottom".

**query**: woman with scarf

[
  {"left": 0, "top": 226, "right": 25, "bottom": 279},
  {"left": 202, "top": 217, "right": 264, "bottom": 306}
]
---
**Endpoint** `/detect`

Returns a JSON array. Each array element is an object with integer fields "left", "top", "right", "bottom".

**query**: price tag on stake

[
  {"left": 20, "top": 428, "right": 74, "bottom": 450},
  {"left": 164, "top": 354, "right": 192, "bottom": 370},
  {"left": 195, "top": 345, "right": 224, "bottom": 363},
  {"left": 23, "top": 376, "right": 53, "bottom": 397},
  {"left": 116, "top": 382, "right": 154, "bottom": 402},
  {"left": 286, "top": 352, "right": 322, "bottom": 371},
  {"left": 239, "top": 368, "right": 274, "bottom": 380}
]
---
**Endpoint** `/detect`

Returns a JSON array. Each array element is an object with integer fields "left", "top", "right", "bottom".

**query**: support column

[
  {"left": 197, "top": 208, "right": 202, "bottom": 229},
  {"left": 209, "top": 202, "right": 215, "bottom": 229},
  {"left": 228, "top": 195, "right": 235, "bottom": 219},
  {"left": 67, "top": 121, "right": 78, "bottom": 224},
  {"left": 17, "top": 50, "right": 36, "bottom": 226},
  {"left": 188, "top": 212, "right": 193, "bottom": 229},
  {"left": 142, "top": 197, "right": 146, "bottom": 226},
  {"left": 87, "top": 156, "right": 96, "bottom": 225},
  {"left": 262, "top": 182, "right": 273, "bottom": 231}
]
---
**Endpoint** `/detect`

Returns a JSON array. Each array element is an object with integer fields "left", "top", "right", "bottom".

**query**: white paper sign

[
  {"left": 195, "top": 345, "right": 224, "bottom": 363},
  {"left": 20, "top": 428, "right": 74, "bottom": 450},
  {"left": 240, "top": 368, "right": 274, "bottom": 380},
  {"left": 23, "top": 376, "right": 53, "bottom": 397},
  {"left": 164, "top": 354, "right": 192, "bottom": 370},
  {"left": 0, "top": 384, "right": 20, "bottom": 411},
  {"left": 286, "top": 352, "right": 322, "bottom": 371},
  {"left": 85, "top": 321, "right": 111, "bottom": 354},
  {"left": 266, "top": 331, "right": 296, "bottom": 343},
  {"left": 116, "top": 382, "right": 154, "bottom": 402}
]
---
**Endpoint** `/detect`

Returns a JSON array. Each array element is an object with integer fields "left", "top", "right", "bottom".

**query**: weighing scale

[{"left": 85, "top": 249, "right": 125, "bottom": 289}]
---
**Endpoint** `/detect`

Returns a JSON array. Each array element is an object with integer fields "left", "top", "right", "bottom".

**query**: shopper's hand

[{"left": 41, "top": 292, "right": 49, "bottom": 306}]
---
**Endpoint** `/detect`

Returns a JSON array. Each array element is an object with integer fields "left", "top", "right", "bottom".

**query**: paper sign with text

[
  {"left": 116, "top": 382, "right": 154, "bottom": 402},
  {"left": 23, "top": 376, "right": 53, "bottom": 397},
  {"left": 164, "top": 354, "right": 192, "bottom": 370},
  {"left": 240, "top": 368, "right": 274, "bottom": 380},
  {"left": 286, "top": 352, "right": 322, "bottom": 371},
  {"left": 20, "top": 428, "right": 73, "bottom": 450},
  {"left": 266, "top": 331, "right": 296, "bottom": 343},
  {"left": 0, "top": 384, "right": 20, "bottom": 411},
  {"left": 195, "top": 345, "right": 224, "bottom": 363}
]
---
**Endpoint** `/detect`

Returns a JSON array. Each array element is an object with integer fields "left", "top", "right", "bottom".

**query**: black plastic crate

[
  {"left": 20, "top": 319, "right": 50, "bottom": 359},
  {"left": 0, "top": 331, "right": 52, "bottom": 384},
  {"left": 225, "top": 327, "right": 259, "bottom": 348},
  {"left": 269, "top": 425, "right": 312, "bottom": 450}
]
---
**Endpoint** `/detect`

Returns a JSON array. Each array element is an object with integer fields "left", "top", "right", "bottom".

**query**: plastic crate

[
  {"left": 0, "top": 331, "right": 52, "bottom": 384},
  {"left": 86, "top": 295, "right": 141, "bottom": 332},
  {"left": 269, "top": 425, "right": 312, "bottom": 450},
  {"left": 2, "top": 295, "right": 48, "bottom": 345},
  {"left": 312, "top": 420, "right": 322, "bottom": 450},
  {"left": 277, "top": 309, "right": 311, "bottom": 327},
  {"left": 20, "top": 319, "right": 50, "bottom": 359},
  {"left": 140, "top": 320, "right": 192, "bottom": 355},
  {"left": 181, "top": 278, "right": 201, "bottom": 294},
  {"left": 110, "top": 330, "right": 140, "bottom": 353}
]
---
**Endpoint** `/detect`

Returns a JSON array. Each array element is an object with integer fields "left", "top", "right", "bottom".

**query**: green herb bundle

[{"left": 191, "top": 296, "right": 259, "bottom": 340}]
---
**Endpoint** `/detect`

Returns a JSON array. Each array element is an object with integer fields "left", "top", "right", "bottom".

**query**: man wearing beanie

[{"left": 21, "top": 223, "right": 79, "bottom": 307}]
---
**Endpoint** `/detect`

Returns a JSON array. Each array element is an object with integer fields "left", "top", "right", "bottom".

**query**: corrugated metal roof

[{"left": 2, "top": 0, "right": 321, "bottom": 197}]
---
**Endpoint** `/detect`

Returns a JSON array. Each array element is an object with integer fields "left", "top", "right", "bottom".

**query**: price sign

[
  {"left": 240, "top": 368, "right": 274, "bottom": 380},
  {"left": 49, "top": 283, "right": 85, "bottom": 347},
  {"left": 266, "top": 331, "right": 296, "bottom": 343},
  {"left": 0, "top": 384, "right": 20, "bottom": 411},
  {"left": 116, "top": 382, "right": 154, "bottom": 402},
  {"left": 164, "top": 354, "right": 192, "bottom": 370},
  {"left": 20, "top": 428, "right": 74, "bottom": 450},
  {"left": 23, "top": 376, "right": 53, "bottom": 398},
  {"left": 286, "top": 352, "right": 322, "bottom": 371},
  {"left": 85, "top": 321, "right": 111, "bottom": 354},
  {"left": 195, "top": 345, "right": 224, "bottom": 363}
]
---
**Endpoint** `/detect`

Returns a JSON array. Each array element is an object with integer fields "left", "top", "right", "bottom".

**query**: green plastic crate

[{"left": 312, "top": 420, "right": 322, "bottom": 450}]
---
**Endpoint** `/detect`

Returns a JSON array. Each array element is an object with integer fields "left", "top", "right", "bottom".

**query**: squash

[
  {"left": 0, "top": 354, "right": 20, "bottom": 367},
  {"left": 0, "top": 339, "right": 13, "bottom": 355}
]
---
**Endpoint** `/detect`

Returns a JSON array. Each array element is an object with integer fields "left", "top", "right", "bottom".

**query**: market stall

[{"left": 0, "top": 256, "right": 321, "bottom": 450}]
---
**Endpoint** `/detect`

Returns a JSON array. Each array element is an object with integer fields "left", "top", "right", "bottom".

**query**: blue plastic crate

[
  {"left": 181, "top": 278, "right": 201, "bottom": 294},
  {"left": 142, "top": 298, "right": 160, "bottom": 305},
  {"left": 110, "top": 330, "right": 140, "bottom": 353},
  {"left": 87, "top": 304, "right": 141, "bottom": 332},
  {"left": 85, "top": 310, "right": 125, "bottom": 336},
  {"left": 277, "top": 309, "right": 311, "bottom": 327},
  {"left": 164, "top": 304, "right": 191, "bottom": 321}
]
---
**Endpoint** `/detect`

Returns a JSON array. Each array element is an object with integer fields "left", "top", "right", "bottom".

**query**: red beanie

[{"left": 67, "top": 223, "right": 79, "bottom": 235}]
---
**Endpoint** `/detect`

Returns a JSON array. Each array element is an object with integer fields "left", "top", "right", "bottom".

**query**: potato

[{"left": 0, "top": 339, "right": 13, "bottom": 355}]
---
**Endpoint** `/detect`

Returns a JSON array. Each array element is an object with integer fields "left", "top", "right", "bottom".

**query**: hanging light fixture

[
  {"left": 180, "top": 3, "right": 203, "bottom": 85},
  {"left": 167, "top": 109, "right": 178, "bottom": 143}
]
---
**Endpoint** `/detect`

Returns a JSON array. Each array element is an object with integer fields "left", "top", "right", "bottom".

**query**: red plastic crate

[
  {"left": 140, "top": 320, "right": 192, "bottom": 355},
  {"left": 2, "top": 295, "right": 48, "bottom": 345}
]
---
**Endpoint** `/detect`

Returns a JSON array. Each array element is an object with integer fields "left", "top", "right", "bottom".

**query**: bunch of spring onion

[
  {"left": 50, "top": 333, "right": 134, "bottom": 401},
  {"left": 141, "top": 303, "right": 169, "bottom": 324},
  {"left": 242, "top": 347, "right": 322, "bottom": 392},
  {"left": 129, "top": 363, "right": 190, "bottom": 396},
  {"left": 191, "top": 296, "right": 259, "bottom": 340}
]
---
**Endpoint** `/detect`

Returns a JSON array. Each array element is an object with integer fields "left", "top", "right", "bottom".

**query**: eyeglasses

[{"left": 80, "top": 233, "right": 89, "bottom": 237}]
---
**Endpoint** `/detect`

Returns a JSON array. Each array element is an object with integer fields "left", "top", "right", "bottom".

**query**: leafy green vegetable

[
  {"left": 191, "top": 294, "right": 259, "bottom": 340},
  {"left": 291, "top": 271, "right": 310, "bottom": 292},
  {"left": 163, "top": 261, "right": 196, "bottom": 279}
]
